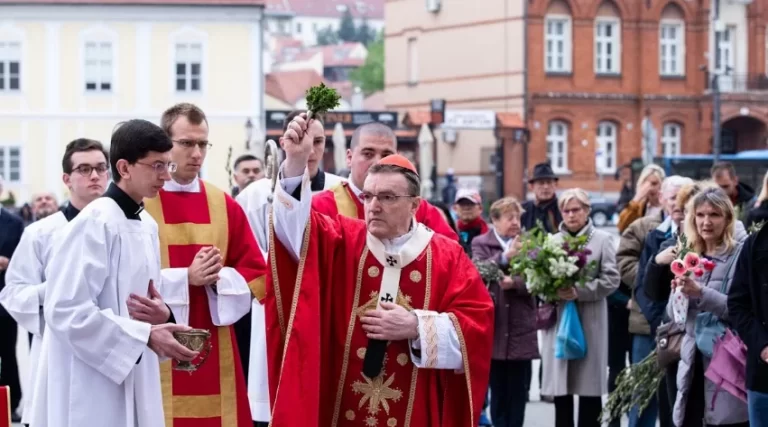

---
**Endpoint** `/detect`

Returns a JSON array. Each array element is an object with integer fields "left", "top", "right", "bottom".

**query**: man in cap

[
  {"left": 264, "top": 112, "right": 493, "bottom": 426},
  {"left": 453, "top": 189, "right": 487, "bottom": 257},
  {"left": 521, "top": 162, "right": 562, "bottom": 234}
]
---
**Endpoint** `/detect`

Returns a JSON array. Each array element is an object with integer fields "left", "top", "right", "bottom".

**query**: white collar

[
  {"left": 493, "top": 229, "right": 512, "bottom": 250},
  {"left": 164, "top": 176, "right": 200, "bottom": 193},
  {"left": 366, "top": 219, "right": 434, "bottom": 269},
  {"left": 347, "top": 180, "right": 363, "bottom": 197}
]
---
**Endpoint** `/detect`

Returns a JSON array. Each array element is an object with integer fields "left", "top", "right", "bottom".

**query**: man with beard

[
  {"left": 0, "top": 139, "right": 110, "bottom": 426},
  {"left": 231, "top": 154, "right": 265, "bottom": 198},
  {"left": 143, "top": 103, "right": 267, "bottom": 427},
  {"left": 0, "top": 176, "right": 24, "bottom": 423},
  {"left": 30, "top": 192, "right": 58, "bottom": 221}
]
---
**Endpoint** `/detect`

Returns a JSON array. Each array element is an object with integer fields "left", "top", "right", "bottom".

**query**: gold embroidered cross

[
  {"left": 352, "top": 372, "right": 403, "bottom": 415},
  {"left": 355, "top": 291, "right": 413, "bottom": 319}
]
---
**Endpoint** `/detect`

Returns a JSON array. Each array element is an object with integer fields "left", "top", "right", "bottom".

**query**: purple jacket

[{"left": 471, "top": 230, "right": 539, "bottom": 361}]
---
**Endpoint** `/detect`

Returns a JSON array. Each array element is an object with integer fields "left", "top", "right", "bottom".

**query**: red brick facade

[{"left": 517, "top": 0, "right": 768, "bottom": 194}]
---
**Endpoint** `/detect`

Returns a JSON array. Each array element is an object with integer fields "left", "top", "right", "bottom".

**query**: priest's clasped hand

[
  {"left": 127, "top": 280, "right": 171, "bottom": 325},
  {"left": 189, "top": 246, "right": 222, "bottom": 286},
  {"left": 148, "top": 323, "right": 199, "bottom": 361},
  {"left": 361, "top": 302, "right": 419, "bottom": 341}
]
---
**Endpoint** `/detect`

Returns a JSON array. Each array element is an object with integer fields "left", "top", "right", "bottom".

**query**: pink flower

[
  {"left": 693, "top": 268, "right": 704, "bottom": 277},
  {"left": 702, "top": 259, "right": 715, "bottom": 271},
  {"left": 684, "top": 252, "right": 701, "bottom": 271},
  {"left": 671, "top": 259, "right": 687, "bottom": 277}
]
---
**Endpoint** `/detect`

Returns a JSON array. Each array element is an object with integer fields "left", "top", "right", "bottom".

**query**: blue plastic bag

[{"left": 555, "top": 300, "right": 588, "bottom": 360}]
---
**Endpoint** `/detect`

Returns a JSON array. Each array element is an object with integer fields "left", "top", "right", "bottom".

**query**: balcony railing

[{"left": 706, "top": 73, "right": 768, "bottom": 93}]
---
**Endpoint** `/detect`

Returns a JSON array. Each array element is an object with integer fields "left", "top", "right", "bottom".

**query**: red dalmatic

[
  {"left": 265, "top": 210, "right": 493, "bottom": 427},
  {"left": 144, "top": 181, "right": 267, "bottom": 427},
  {"left": 312, "top": 182, "right": 460, "bottom": 241}
]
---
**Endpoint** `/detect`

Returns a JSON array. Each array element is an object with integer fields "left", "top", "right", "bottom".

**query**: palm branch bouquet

[
  {"left": 601, "top": 350, "right": 664, "bottom": 423},
  {"left": 508, "top": 221, "right": 597, "bottom": 302},
  {"left": 472, "top": 260, "right": 504, "bottom": 285}
]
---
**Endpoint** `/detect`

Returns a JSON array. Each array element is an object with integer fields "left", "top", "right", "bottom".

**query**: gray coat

[
  {"left": 667, "top": 229, "right": 749, "bottom": 426},
  {"left": 540, "top": 221, "right": 620, "bottom": 397}
]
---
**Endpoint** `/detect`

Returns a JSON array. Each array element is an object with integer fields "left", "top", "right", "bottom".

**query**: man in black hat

[
  {"left": 520, "top": 162, "right": 562, "bottom": 404},
  {"left": 521, "top": 162, "right": 562, "bottom": 234}
]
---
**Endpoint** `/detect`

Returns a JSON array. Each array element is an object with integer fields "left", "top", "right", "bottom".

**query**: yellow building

[{"left": 0, "top": 0, "right": 266, "bottom": 203}]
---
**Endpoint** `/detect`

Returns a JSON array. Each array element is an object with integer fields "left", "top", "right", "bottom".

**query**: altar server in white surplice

[
  {"left": 0, "top": 138, "right": 110, "bottom": 425},
  {"left": 235, "top": 110, "right": 343, "bottom": 425},
  {"left": 29, "top": 120, "right": 198, "bottom": 427}
]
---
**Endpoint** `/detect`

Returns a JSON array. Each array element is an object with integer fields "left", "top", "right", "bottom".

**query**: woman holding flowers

[
  {"left": 540, "top": 189, "right": 620, "bottom": 427},
  {"left": 667, "top": 187, "right": 748, "bottom": 427},
  {"left": 472, "top": 197, "right": 539, "bottom": 427}
]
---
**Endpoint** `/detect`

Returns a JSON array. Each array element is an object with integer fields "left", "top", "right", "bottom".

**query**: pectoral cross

[
  {"left": 380, "top": 293, "right": 394, "bottom": 303},
  {"left": 386, "top": 256, "right": 397, "bottom": 267}
]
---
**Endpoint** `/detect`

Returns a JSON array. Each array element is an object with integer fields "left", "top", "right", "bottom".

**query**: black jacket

[
  {"left": 727, "top": 225, "right": 768, "bottom": 393},
  {"left": 636, "top": 231, "right": 676, "bottom": 335},
  {"left": 0, "top": 208, "right": 24, "bottom": 317},
  {"left": 745, "top": 200, "right": 768, "bottom": 230},
  {"left": 521, "top": 198, "right": 562, "bottom": 234}
]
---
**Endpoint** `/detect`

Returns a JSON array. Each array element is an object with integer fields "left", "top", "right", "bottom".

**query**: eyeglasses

[
  {"left": 174, "top": 139, "right": 212, "bottom": 151},
  {"left": 562, "top": 207, "right": 585, "bottom": 216},
  {"left": 360, "top": 192, "right": 415, "bottom": 205},
  {"left": 135, "top": 161, "right": 177, "bottom": 174},
  {"left": 73, "top": 164, "right": 109, "bottom": 176}
]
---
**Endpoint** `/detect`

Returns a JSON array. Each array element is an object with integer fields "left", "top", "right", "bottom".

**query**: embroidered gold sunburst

[
  {"left": 387, "top": 418, "right": 398, "bottom": 426},
  {"left": 366, "top": 416, "right": 379, "bottom": 426},
  {"left": 346, "top": 410, "right": 356, "bottom": 421},
  {"left": 352, "top": 372, "right": 403, "bottom": 416},
  {"left": 409, "top": 270, "right": 422, "bottom": 283},
  {"left": 368, "top": 266, "right": 380, "bottom": 278},
  {"left": 355, "top": 291, "right": 414, "bottom": 318}
]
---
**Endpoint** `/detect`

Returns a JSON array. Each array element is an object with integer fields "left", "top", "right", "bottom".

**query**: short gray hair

[
  {"left": 558, "top": 188, "right": 591, "bottom": 212},
  {"left": 367, "top": 163, "right": 420, "bottom": 196},
  {"left": 662, "top": 175, "right": 694, "bottom": 194},
  {"left": 351, "top": 122, "right": 397, "bottom": 150}
]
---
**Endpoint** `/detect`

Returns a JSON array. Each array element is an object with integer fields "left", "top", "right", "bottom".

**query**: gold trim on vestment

[
  {"left": 218, "top": 326, "right": 238, "bottom": 426},
  {"left": 169, "top": 395, "right": 221, "bottom": 418},
  {"left": 447, "top": 312, "right": 475, "bottom": 426},
  {"left": 267, "top": 209, "right": 286, "bottom": 337},
  {"left": 404, "top": 246, "right": 432, "bottom": 427},
  {"left": 331, "top": 247, "right": 370, "bottom": 426},
  {"left": 144, "top": 181, "right": 233, "bottom": 426},
  {"left": 423, "top": 316, "right": 438, "bottom": 368},
  {"left": 248, "top": 275, "right": 267, "bottom": 301},
  {"left": 332, "top": 183, "right": 359, "bottom": 218},
  {"left": 267, "top": 207, "right": 312, "bottom": 427}
]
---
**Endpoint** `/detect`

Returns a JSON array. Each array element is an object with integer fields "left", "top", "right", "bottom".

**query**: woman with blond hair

[
  {"left": 668, "top": 187, "right": 748, "bottom": 427},
  {"left": 540, "top": 188, "right": 620, "bottom": 427},
  {"left": 617, "top": 164, "right": 666, "bottom": 233},
  {"left": 472, "top": 196, "right": 538, "bottom": 427},
  {"left": 745, "top": 169, "right": 768, "bottom": 229}
]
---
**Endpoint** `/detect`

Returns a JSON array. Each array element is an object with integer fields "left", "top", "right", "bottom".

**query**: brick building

[{"left": 524, "top": 0, "right": 768, "bottom": 195}]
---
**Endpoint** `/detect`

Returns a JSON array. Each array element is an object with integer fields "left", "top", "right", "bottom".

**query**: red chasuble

[
  {"left": 265, "top": 211, "right": 493, "bottom": 427},
  {"left": 312, "top": 182, "right": 460, "bottom": 241},
  {"left": 144, "top": 181, "right": 267, "bottom": 427}
]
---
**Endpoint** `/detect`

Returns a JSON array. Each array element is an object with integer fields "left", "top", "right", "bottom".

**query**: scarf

[{"left": 457, "top": 216, "right": 488, "bottom": 234}]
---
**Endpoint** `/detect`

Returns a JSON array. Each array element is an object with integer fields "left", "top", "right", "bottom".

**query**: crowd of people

[{"left": 0, "top": 104, "right": 767, "bottom": 427}]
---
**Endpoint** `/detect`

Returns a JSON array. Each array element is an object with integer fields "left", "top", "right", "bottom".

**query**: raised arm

[{"left": 0, "top": 226, "right": 47, "bottom": 336}]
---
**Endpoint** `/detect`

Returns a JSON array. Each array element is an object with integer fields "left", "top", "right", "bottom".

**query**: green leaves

[
  {"left": 473, "top": 260, "right": 504, "bottom": 285},
  {"left": 304, "top": 83, "right": 341, "bottom": 117},
  {"left": 600, "top": 350, "right": 664, "bottom": 423}
]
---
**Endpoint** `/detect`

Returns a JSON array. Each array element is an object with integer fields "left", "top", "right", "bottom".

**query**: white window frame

[
  {"left": 169, "top": 27, "right": 208, "bottom": 95},
  {"left": 594, "top": 18, "right": 622, "bottom": 74},
  {"left": 714, "top": 26, "right": 734, "bottom": 74},
  {"left": 84, "top": 41, "right": 113, "bottom": 92},
  {"left": 659, "top": 20, "right": 685, "bottom": 76},
  {"left": 79, "top": 25, "right": 119, "bottom": 95},
  {"left": 661, "top": 123, "right": 682, "bottom": 156},
  {"left": 546, "top": 120, "right": 569, "bottom": 174},
  {"left": 407, "top": 37, "right": 418, "bottom": 84},
  {"left": 596, "top": 121, "right": 618, "bottom": 174},
  {"left": 0, "top": 145, "right": 22, "bottom": 184},
  {"left": 544, "top": 15, "right": 572, "bottom": 73},
  {"left": 0, "top": 41, "right": 21, "bottom": 92}
]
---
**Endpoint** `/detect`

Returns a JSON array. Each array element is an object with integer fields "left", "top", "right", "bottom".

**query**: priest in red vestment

[
  {"left": 265, "top": 113, "right": 493, "bottom": 427},
  {"left": 311, "top": 121, "right": 458, "bottom": 241},
  {"left": 143, "top": 103, "right": 267, "bottom": 427}
]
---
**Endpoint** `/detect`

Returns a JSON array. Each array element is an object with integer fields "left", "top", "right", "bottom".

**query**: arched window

[
  {"left": 594, "top": 1, "right": 622, "bottom": 74},
  {"left": 661, "top": 122, "right": 682, "bottom": 156},
  {"left": 544, "top": 0, "right": 572, "bottom": 73},
  {"left": 546, "top": 120, "right": 569, "bottom": 174},
  {"left": 659, "top": 3, "right": 685, "bottom": 76},
  {"left": 596, "top": 121, "right": 618, "bottom": 174}
]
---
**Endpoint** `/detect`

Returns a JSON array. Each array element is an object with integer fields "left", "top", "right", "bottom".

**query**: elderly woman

[
  {"left": 668, "top": 188, "right": 748, "bottom": 427},
  {"left": 540, "top": 188, "right": 620, "bottom": 427},
  {"left": 472, "top": 197, "right": 538, "bottom": 427},
  {"left": 617, "top": 164, "right": 665, "bottom": 233}
]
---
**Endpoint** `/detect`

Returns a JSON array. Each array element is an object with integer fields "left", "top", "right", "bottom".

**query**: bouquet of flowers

[
  {"left": 508, "top": 222, "right": 598, "bottom": 302},
  {"left": 669, "top": 234, "right": 715, "bottom": 325},
  {"left": 472, "top": 259, "right": 504, "bottom": 285}
]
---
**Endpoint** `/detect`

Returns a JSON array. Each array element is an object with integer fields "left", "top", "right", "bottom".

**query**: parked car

[{"left": 589, "top": 198, "right": 618, "bottom": 227}]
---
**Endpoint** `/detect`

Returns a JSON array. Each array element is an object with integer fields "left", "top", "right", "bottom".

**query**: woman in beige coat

[{"left": 540, "top": 188, "right": 621, "bottom": 427}]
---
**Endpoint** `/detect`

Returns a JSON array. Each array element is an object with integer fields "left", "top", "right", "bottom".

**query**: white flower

[{"left": 548, "top": 257, "right": 579, "bottom": 279}]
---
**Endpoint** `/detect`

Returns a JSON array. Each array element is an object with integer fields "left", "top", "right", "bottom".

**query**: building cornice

[{"left": 0, "top": 3, "right": 263, "bottom": 21}]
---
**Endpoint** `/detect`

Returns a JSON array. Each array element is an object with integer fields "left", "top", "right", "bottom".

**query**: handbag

[
  {"left": 656, "top": 320, "right": 685, "bottom": 369},
  {"left": 704, "top": 328, "right": 748, "bottom": 404},
  {"left": 536, "top": 302, "right": 557, "bottom": 330},
  {"left": 554, "top": 300, "right": 587, "bottom": 360},
  {"left": 694, "top": 244, "right": 743, "bottom": 357}
]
